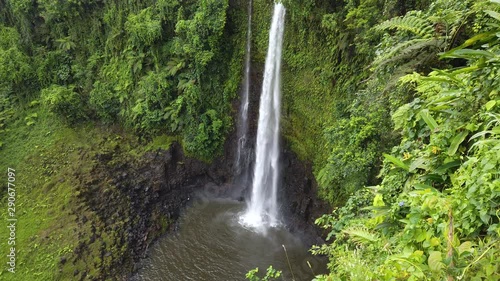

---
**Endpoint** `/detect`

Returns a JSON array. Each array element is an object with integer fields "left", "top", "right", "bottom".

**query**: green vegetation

[
  {"left": 250, "top": 0, "right": 499, "bottom": 279},
  {"left": 0, "top": 105, "right": 131, "bottom": 280},
  {"left": 246, "top": 266, "right": 282, "bottom": 281},
  {"left": 0, "top": 0, "right": 246, "bottom": 280},
  {"left": 306, "top": 0, "right": 500, "bottom": 280},
  {"left": 1, "top": 0, "right": 245, "bottom": 161},
  {"left": 1, "top": 0, "right": 499, "bottom": 280}
]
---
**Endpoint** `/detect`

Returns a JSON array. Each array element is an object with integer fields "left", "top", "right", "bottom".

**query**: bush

[
  {"left": 183, "top": 109, "right": 225, "bottom": 161},
  {"left": 125, "top": 7, "right": 162, "bottom": 46},
  {"left": 127, "top": 69, "right": 174, "bottom": 133},
  {"left": 89, "top": 80, "right": 120, "bottom": 122},
  {"left": 41, "top": 84, "right": 87, "bottom": 124}
]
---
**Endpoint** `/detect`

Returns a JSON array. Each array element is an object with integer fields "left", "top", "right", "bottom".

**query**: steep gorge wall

[
  {"left": 250, "top": 0, "right": 420, "bottom": 204},
  {"left": 10, "top": 1, "right": 495, "bottom": 280}
]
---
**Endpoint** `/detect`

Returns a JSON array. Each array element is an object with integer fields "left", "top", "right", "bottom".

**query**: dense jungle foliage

[
  {"left": 0, "top": 0, "right": 247, "bottom": 279},
  {"left": 280, "top": 0, "right": 500, "bottom": 280},
  {"left": 1, "top": 0, "right": 246, "bottom": 161},
  {"left": 0, "top": 0, "right": 499, "bottom": 280}
]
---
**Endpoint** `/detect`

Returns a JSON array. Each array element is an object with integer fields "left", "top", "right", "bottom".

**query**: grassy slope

[
  {"left": 0, "top": 106, "right": 175, "bottom": 280},
  {"left": 1, "top": 107, "right": 78, "bottom": 280}
]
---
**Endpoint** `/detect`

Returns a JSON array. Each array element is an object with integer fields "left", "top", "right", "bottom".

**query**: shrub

[
  {"left": 125, "top": 7, "right": 162, "bottom": 46},
  {"left": 89, "top": 80, "right": 120, "bottom": 122},
  {"left": 183, "top": 109, "right": 224, "bottom": 161},
  {"left": 41, "top": 84, "right": 87, "bottom": 124}
]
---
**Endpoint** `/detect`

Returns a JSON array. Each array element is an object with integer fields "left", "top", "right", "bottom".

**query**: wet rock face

[
  {"left": 280, "top": 147, "right": 331, "bottom": 245},
  {"left": 125, "top": 142, "right": 237, "bottom": 257},
  {"left": 74, "top": 142, "right": 235, "bottom": 281}
]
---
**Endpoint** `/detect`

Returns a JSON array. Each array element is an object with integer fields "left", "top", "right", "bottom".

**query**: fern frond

[
  {"left": 342, "top": 226, "right": 380, "bottom": 245},
  {"left": 376, "top": 15, "right": 434, "bottom": 39},
  {"left": 373, "top": 38, "right": 444, "bottom": 70},
  {"left": 374, "top": 39, "right": 428, "bottom": 67}
]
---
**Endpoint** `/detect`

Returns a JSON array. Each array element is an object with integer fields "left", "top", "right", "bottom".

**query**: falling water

[
  {"left": 235, "top": 0, "right": 253, "bottom": 186},
  {"left": 241, "top": 3, "right": 286, "bottom": 230}
]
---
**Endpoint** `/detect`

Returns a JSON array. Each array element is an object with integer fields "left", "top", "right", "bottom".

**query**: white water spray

[{"left": 241, "top": 3, "right": 286, "bottom": 230}]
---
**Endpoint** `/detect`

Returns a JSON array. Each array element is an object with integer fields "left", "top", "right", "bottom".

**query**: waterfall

[
  {"left": 241, "top": 3, "right": 286, "bottom": 230},
  {"left": 235, "top": 0, "right": 253, "bottom": 187}
]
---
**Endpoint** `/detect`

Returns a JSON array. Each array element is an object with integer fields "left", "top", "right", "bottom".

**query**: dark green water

[{"left": 132, "top": 199, "right": 326, "bottom": 281}]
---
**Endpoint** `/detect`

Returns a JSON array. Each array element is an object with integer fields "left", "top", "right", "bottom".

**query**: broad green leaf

[
  {"left": 383, "top": 153, "right": 409, "bottom": 171},
  {"left": 419, "top": 109, "right": 438, "bottom": 130},
  {"left": 428, "top": 251, "right": 443, "bottom": 272},
  {"left": 485, "top": 10, "right": 500, "bottom": 21},
  {"left": 480, "top": 212, "right": 490, "bottom": 224},
  {"left": 460, "top": 31, "right": 497, "bottom": 48},
  {"left": 409, "top": 157, "right": 428, "bottom": 172},
  {"left": 415, "top": 229, "right": 427, "bottom": 242},
  {"left": 399, "top": 219, "right": 410, "bottom": 224},
  {"left": 457, "top": 241, "right": 474, "bottom": 255},
  {"left": 373, "top": 193, "right": 385, "bottom": 207},
  {"left": 447, "top": 131, "right": 468, "bottom": 156},
  {"left": 430, "top": 237, "right": 440, "bottom": 247},
  {"left": 435, "top": 160, "right": 461, "bottom": 174},
  {"left": 487, "top": 224, "right": 499, "bottom": 233},
  {"left": 421, "top": 173, "right": 446, "bottom": 183},
  {"left": 450, "top": 65, "right": 480, "bottom": 75},
  {"left": 413, "top": 183, "right": 438, "bottom": 193},
  {"left": 485, "top": 100, "right": 496, "bottom": 111},
  {"left": 442, "top": 49, "right": 495, "bottom": 59},
  {"left": 412, "top": 250, "right": 424, "bottom": 261},
  {"left": 485, "top": 264, "right": 496, "bottom": 278}
]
